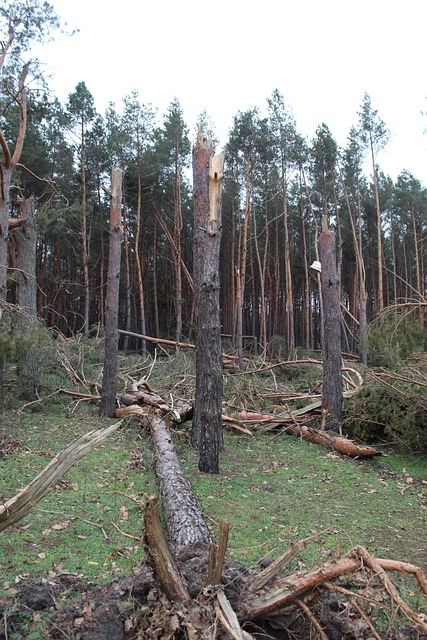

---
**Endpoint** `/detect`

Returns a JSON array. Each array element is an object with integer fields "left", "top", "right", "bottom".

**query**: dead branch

[
  {"left": 296, "top": 599, "right": 329, "bottom": 640},
  {"left": 356, "top": 546, "right": 427, "bottom": 632},
  {"left": 58, "top": 389, "right": 100, "bottom": 402},
  {"left": 285, "top": 425, "right": 382, "bottom": 458},
  {"left": 0, "top": 421, "right": 123, "bottom": 531},
  {"left": 119, "top": 329, "right": 196, "bottom": 350},
  {"left": 238, "top": 546, "right": 427, "bottom": 631}
]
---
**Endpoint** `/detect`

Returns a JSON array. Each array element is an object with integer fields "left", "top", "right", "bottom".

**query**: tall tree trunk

[
  {"left": 12, "top": 198, "right": 38, "bottom": 400},
  {"left": 282, "top": 171, "right": 295, "bottom": 358},
  {"left": 341, "top": 171, "right": 368, "bottom": 364},
  {"left": 0, "top": 166, "right": 11, "bottom": 411},
  {"left": 80, "top": 117, "right": 90, "bottom": 336},
  {"left": 122, "top": 199, "right": 131, "bottom": 352},
  {"left": 96, "top": 170, "right": 105, "bottom": 327},
  {"left": 152, "top": 217, "right": 160, "bottom": 338},
  {"left": 236, "top": 152, "right": 251, "bottom": 370},
  {"left": 100, "top": 168, "right": 123, "bottom": 417},
  {"left": 369, "top": 133, "right": 384, "bottom": 313},
  {"left": 252, "top": 194, "right": 268, "bottom": 356},
  {"left": 190, "top": 129, "right": 224, "bottom": 474},
  {"left": 302, "top": 166, "right": 323, "bottom": 346},
  {"left": 174, "top": 145, "right": 183, "bottom": 346},
  {"left": 321, "top": 228, "right": 342, "bottom": 432},
  {"left": 135, "top": 147, "right": 147, "bottom": 356}
]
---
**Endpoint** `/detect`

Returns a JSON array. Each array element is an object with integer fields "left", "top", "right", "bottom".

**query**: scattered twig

[
  {"left": 296, "top": 598, "right": 328, "bottom": 640},
  {"left": 111, "top": 521, "right": 140, "bottom": 541},
  {"left": 351, "top": 598, "right": 383, "bottom": 640}
]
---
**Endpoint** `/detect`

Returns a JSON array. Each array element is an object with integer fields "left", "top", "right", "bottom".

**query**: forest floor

[{"left": 0, "top": 346, "right": 426, "bottom": 638}]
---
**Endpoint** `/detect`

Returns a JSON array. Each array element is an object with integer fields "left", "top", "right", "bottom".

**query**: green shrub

[
  {"left": 366, "top": 312, "right": 426, "bottom": 368},
  {"left": 344, "top": 373, "right": 427, "bottom": 453}
]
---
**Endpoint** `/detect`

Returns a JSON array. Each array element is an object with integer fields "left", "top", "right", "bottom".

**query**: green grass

[
  {"left": 0, "top": 412, "right": 156, "bottom": 588},
  {"left": 3, "top": 405, "right": 425, "bottom": 594}
]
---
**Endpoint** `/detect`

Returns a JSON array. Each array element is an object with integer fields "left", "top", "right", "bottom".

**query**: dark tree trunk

[
  {"left": 320, "top": 228, "right": 342, "bottom": 432},
  {"left": 100, "top": 168, "right": 123, "bottom": 417},
  {"left": 190, "top": 128, "right": 225, "bottom": 474}
]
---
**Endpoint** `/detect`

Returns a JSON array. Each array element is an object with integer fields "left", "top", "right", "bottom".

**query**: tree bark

[
  {"left": 142, "top": 413, "right": 212, "bottom": 552},
  {"left": 320, "top": 228, "right": 342, "bottom": 432},
  {"left": 99, "top": 168, "right": 123, "bottom": 417},
  {"left": 191, "top": 128, "right": 225, "bottom": 473},
  {"left": 12, "top": 198, "right": 39, "bottom": 400}
]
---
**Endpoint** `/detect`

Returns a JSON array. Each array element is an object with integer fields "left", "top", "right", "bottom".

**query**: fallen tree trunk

[
  {"left": 140, "top": 412, "right": 212, "bottom": 552},
  {"left": 235, "top": 411, "right": 381, "bottom": 457},
  {"left": 285, "top": 424, "right": 382, "bottom": 457}
]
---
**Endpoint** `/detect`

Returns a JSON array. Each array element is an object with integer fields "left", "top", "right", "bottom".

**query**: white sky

[{"left": 35, "top": 0, "right": 427, "bottom": 183}]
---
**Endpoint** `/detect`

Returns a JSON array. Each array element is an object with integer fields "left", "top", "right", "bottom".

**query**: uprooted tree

[{"left": 1, "top": 389, "right": 427, "bottom": 638}]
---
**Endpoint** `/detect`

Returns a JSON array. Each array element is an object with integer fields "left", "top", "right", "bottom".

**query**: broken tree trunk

[
  {"left": 100, "top": 168, "right": 123, "bottom": 417},
  {"left": 11, "top": 198, "right": 39, "bottom": 401},
  {"left": 191, "top": 128, "right": 225, "bottom": 473}
]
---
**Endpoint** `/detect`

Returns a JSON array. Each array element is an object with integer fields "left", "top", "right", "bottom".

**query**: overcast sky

[{"left": 35, "top": 0, "right": 427, "bottom": 183}]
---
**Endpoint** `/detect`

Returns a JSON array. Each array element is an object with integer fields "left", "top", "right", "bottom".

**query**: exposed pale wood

[
  {"left": 248, "top": 539, "right": 310, "bottom": 592},
  {"left": 205, "top": 519, "right": 230, "bottom": 586},
  {"left": 216, "top": 590, "right": 251, "bottom": 640},
  {"left": 59, "top": 389, "right": 100, "bottom": 401},
  {"left": 143, "top": 495, "right": 190, "bottom": 602},
  {"left": 118, "top": 329, "right": 196, "bottom": 350},
  {"left": 0, "top": 421, "right": 123, "bottom": 531}
]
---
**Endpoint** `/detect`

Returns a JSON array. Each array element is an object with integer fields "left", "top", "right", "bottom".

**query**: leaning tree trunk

[
  {"left": 99, "top": 168, "right": 123, "bottom": 417},
  {"left": 190, "top": 128, "right": 225, "bottom": 473},
  {"left": 321, "top": 226, "right": 343, "bottom": 432}
]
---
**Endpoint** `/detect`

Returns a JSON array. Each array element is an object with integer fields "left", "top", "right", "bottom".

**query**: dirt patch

[
  {"left": 2, "top": 553, "right": 426, "bottom": 640},
  {"left": 0, "top": 434, "right": 23, "bottom": 459}
]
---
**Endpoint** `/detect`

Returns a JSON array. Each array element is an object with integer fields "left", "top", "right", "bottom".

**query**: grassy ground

[
  {"left": 1, "top": 402, "right": 426, "bottom": 589},
  {"left": 0, "top": 348, "right": 426, "bottom": 638}
]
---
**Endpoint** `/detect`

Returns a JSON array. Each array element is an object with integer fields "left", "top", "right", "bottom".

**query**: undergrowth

[{"left": 0, "top": 338, "right": 426, "bottom": 638}]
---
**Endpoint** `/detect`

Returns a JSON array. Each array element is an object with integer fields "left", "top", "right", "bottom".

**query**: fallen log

[
  {"left": 0, "top": 421, "right": 123, "bottom": 531},
  {"left": 285, "top": 424, "right": 382, "bottom": 458},
  {"left": 140, "top": 412, "right": 212, "bottom": 552},
  {"left": 234, "top": 411, "right": 381, "bottom": 457}
]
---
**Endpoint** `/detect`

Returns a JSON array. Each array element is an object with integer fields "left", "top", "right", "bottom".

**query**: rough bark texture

[
  {"left": 12, "top": 198, "right": 39, "bottom": 400},
  {"left": 191, "top": 128, "right": 225, "bottom": 473},
  {"left": 320, "top": 229, "right": 342, "bottom": 432},
  {"left": 100, "top": 168, "right": 123, "bottom": 417},
  {"left": 143, "top": 413, "right": 212, "bottom": 552},
  {"left": 0, "top": 166, "right": 12, "bottom": 411}
]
